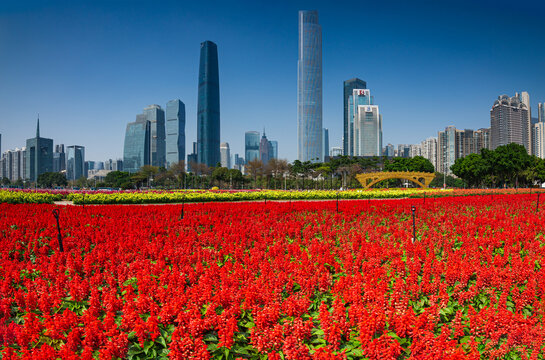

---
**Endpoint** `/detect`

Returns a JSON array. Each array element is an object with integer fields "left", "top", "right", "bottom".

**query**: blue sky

[{"left": 1, "top": 0, "right": 544, "bottom": 162}]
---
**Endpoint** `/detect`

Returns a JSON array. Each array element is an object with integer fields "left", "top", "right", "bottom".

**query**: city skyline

[{"left": 1, "top": 0, "right": 544, "bottom": 162}]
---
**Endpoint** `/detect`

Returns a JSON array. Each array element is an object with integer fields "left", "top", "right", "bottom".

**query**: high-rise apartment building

[
  {"left": 420, "top": 137, "right": 438, "bottom": 171},
  {"left": 343, "top": 78, "right": 367, "bottom": 156},
  {"left": 66, "top": 145, "right": 85, "bottom": 181},
  {"left": 197, "top": 41, "right": 220, "bottom": 167},
  {"left": 25, "top": 118, "right": 53, "bottom": 182},
  {"left": 409, "top": 144, "right": 422, "bottom": 158},
  {"left": 538, "top": 103, "right": 544, "bottom": 123},
  {"left": 144, "top": 105, "right": 166, "bottom": 167},
  {"left": 348, "top": 89, "right": 382, "bottom": 156},
  {"left": 330, "top": 147, "right": 342, "bottom": 157},
  {"left": 123, "top": 115, "right": 150, "bottom": 173},
  {"left": 165, "top": 99, "right": 186, "bottom": 169},
  {"left": 533, "top": 122, "right": 545, "bottom": 159},
  {"left": 245, "top": 131, "right": 260, "bottom": 163},
  {"left": 437, "top": 126, "right": 490, "bottom": 175},
  {"left": 490, "top": 94, "right": 530, "bottom": 153},
  {"left": 220, "top": 142, "right": 231, "bottom": 169},
  {"left": 298, "top": 10, "right": 322, "bottom": 162},
  {"left": 1, "top": 147, "right": 27, "bottom": 182}
]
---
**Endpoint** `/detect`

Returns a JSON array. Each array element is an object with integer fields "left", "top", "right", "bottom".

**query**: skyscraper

[
  {"left": 343, "top": 78, "right": 367, "bottom": 156},
  {"left": 66, "top": 145, "right": 85, "bottom": 181},
  {"left": 245, "top": 131, "right": 260, "bottom": 163},
  {"left": 349, "top": 89, "right": 382, "bottom": 156},
  {"left": 538, "top": 103, "right": 544, "bottom": 123},
  {"left": 259, "top": 131, "right": 273, "bottom": 165},
  {"left": 26, "top": 118, "right": 53, "bottom": 182},
  {"left": 220, "top": 142, "right": 231, "bottom": 169},
  {"left": 123, "top": 115, "right": 150, "bottom": 173},
  {"left": 490, "top": 94, "right": 529, "bottom": 152},
  {"left": 53, "top": 144, "right": 65, "bottom": 173},
  {"left": 322, "top": 128, "right": 329, "bottom": 161},
  {"left": 197, "top": 41, "right": 220, "bottom": 167},
  {"left": 298, "top": 10, "right": 322, "bottom": 163},
  {"left": 144, "top": 104, "right": 166, "bottom": 167},
  {"left": 270, "top": 141, "right": 278, "bottom": 160},
  {"left": 166, "top": 99, "right": 186, "bottom": 168}
]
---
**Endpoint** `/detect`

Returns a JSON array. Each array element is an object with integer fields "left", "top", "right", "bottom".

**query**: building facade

[
  {"left": 270, "top": 141, "right": 278, "bottom": 160},
  {"left": 245, "top": 131, "right": 260, "bottom": 163},
  {"left": 25, "top": 119, "right": 53, "bottom": 182},
  {"left": 123, "top": 116, "right": 150, "bottom": 173},
  {"left": 539, "top": 103, "right": 544, "bottom": 123},
  {"left": 165, "top": 99, "right": 185, "bottom": 169},
  {"left": 343, "top": 78, "right": 367, "bottom": 156},
  {"left": 197, "top": 41, "right": 221, "bottom": 167},
  {"left": 490, "top": 94, "right": 530, "bottom": 153},
  {"left": 220, "top": 142, "right": 231, "bottom": 169},
  {"left": 66, "top": 145, "right": 85, "bottom": 181},
  {"left": 298, "top": 10, "right": 322, "bottom": 162},
  {"left": 53, "top": 144, "right": 65, "bottom": 173},
  {"left": 534, "top": 122, "right": 545, "bottom": 159}
]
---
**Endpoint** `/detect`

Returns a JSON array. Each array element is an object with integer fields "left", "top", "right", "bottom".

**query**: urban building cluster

[
  {"left": 389, "top": 92, "right": 543, "bottom": 175},
  {"left": 0, "top": 120, "right": 123, "bottom": 184},
  {"left": 2, "top": 10, "right": 543, "bottom": 185}
]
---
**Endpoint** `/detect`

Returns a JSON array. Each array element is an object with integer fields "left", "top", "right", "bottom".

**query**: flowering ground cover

[{"left": 1, "top": 194, "right": 544, "bottom": 359}]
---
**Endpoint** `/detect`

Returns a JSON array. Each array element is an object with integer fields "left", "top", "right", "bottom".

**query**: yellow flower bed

[{"left": 0, "top": 190, "right": 63, "bottom": 204}]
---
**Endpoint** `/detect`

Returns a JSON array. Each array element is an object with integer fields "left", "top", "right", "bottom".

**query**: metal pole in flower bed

[
  {"left": 336, "top": 192, "right": 339, "bottom": 213},
  {"left": 52, "top": 209, "right": 64, "bottom": 252},
  {"left": 411, "top": 205, "right": 416, "bottom": 243},
  {"left": 537, "top": 193, "right": 540, "bottom": 213},
  {"left": 82, "top": 193, "right": 85, "bottom": 209},
  {"left": 180, "top": 198, "right": 185, "bottom": 219}
]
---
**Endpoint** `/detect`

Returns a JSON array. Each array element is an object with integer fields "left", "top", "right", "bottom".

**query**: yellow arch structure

[{"left": 356, "top": 171, "right": 436, "bottom": 189}]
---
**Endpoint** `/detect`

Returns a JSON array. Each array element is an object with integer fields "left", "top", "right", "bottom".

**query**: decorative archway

[{"left": 356, "top": 171, "right": 436, "bottom": 189}]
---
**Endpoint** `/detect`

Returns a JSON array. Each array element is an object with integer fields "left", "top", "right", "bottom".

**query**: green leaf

[{"left": 156, "top": 336, "right": 167, "bottom": 348}]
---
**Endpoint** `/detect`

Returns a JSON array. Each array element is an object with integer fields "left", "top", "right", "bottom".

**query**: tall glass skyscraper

[
  {"left": 298, "top": 10, "right": 322, "bottom": 163},
  {"left": 349, "top": 89, "right": 382, "bottom": 157},
  {"left": 343, "top": 78, "right": 367, "bottom": 156},
  {"left": 245, "top": 131, "right": 260, "bottom": 163},
  {"left": 197, "top": 41, "right": 220, "bottom": 167},
  {"left": 123, "top": 116, "right": 150, "bottom": 173},
  {"left": 165, "top": 99, "right": 186, "bottom": 168},
  {"left": 144, "top": 105, "right": 166, "bottom": 167},
  {"left": 66, "top": 145, "right": 85, "bottom": 181}
]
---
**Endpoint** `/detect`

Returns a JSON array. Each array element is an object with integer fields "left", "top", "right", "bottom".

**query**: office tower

[
  {"left": 298, "top": 10, "right": 322, "bottom": 162},
  {"left": 490, "top": 94, "right": 530, "bottom": 153},
  {"left": 518, "top": 92, "right": 532, "bottom": 154},
  {"left": 53, "top": 144, "right": 65, "bottom": 173},
  {"left": 143, "top": 105, "right": 166, "bottom": 167},
  {"left": 187, "top": 142, "right": 198, "bottom": 172},
  {"left": 330, "top": 147, "right": 342, "bottom": 157},
  {"left": 66, "top": 145, "right": 85, "bottom": 181},
  {"left": 197, "top": 41, "right": 220, "bottom": 167},
  {"left": 166, "top": 99, "right": 186, "bottom": 168},
  {"left": 349, "top": 89, "right": 382, "bottom": 156},
  {"left": 25, "top": 117, "right": 53, "bottom": 182},
  {"left": 343, "top": 78, "right": 367, "bottom": 156},
  {"left": 270, "top": 141, "right": 278, "bottom": 160},
  {"left": 259, "top": 131, "right": 273, "bottom": 165},
  {"left": 220, "top": 142, "right": 231, "bottom": 169},
  {"left": 397, "top": 145, "right": 410, "bottom": 158},
  {"left": 123, "top": 115, "right": 151, "bottom": 173},
  {"left": 420, "top": 138, "right": 437, "bottom": 171},
  {"left": 322, "top": 128, "right": 329, "bottom": 161},
  {"left": 245, "top": 131, "right": 260, "bottom": 163},
  {"left": 539, "top": 103, "right": 544, "bottom": 123}
]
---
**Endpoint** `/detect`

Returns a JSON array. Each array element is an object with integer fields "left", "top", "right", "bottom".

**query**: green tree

[
  {"left": 104, "top": 171, "right": 132, "bottom": 188},
  {"left": 37, "top": 172, "right": 67, "bottom": 188},
  {"left": 450, "top": 153, "right": 488, "bottom": 188}
]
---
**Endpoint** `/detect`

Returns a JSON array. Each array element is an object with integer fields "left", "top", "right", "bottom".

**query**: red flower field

[{"left": 1, "top": 194, "right": 544, "bottom": 359}]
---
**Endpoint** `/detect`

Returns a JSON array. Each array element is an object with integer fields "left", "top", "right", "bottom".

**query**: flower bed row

[{"left": 1, "top": 194, "right": 545, "bottom": 358}]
